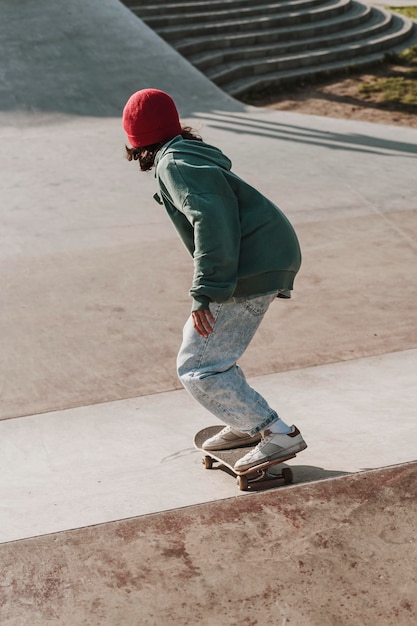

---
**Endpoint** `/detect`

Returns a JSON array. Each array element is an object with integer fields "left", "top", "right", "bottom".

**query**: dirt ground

[{"left": 250, "top": 67, "right": 417, "bottom": 128}]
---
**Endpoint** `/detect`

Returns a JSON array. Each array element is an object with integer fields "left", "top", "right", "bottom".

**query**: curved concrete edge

[
  {"left": 1, "top": 461, "right": 416, "bottom": 625},
  {"left": 0, "top": 0, "right": 241, "bottom": 120}
]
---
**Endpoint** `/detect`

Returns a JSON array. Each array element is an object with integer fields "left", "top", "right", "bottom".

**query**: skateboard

[{"left": 194, "top": 425, "right": 296, "bottom": 491}]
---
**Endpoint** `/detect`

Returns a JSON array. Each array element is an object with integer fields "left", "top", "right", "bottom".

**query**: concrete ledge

[
  {"left": 1, "top": 462, "right": 416, "bottom": 625},
  {"left": 2, "top": 349, "right": 416, "bottom": 545}
]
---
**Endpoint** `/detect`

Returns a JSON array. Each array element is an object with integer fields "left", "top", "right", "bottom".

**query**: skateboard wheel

[
  {"left": 282, "top": 467, "right": 293, "bottom": 484},
  {"left": 237, "top": 475, "right": 249, "bottom": 491},
  {"left": 203, "top": 455, "right": 213, "bottom": 469}
]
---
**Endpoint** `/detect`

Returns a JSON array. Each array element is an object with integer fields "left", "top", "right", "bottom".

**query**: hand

[{"left": 192, "top": 309, "right": 216, "bottom": 337}]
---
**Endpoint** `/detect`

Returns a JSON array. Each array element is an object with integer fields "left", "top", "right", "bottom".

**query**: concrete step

[
  {"left": 225, "top": 24, "right": 415, "bottom": 97},
  {"left": 190, "top": 6, "right": 388, "bottom": 70},
  {"left": 148, "top": 0, "right": 352, "bottom": 41},
  {"left": 138, "top": 0, "right": 329, "bottom": 25},
  {"left": 208, "top": 13, "right": 413, "bottom": 88},
  {"left": 226, "top": 54, "right": 383, "bottom": 97},
  {"left": 176, "top": 1, "right": 372, "bottom": 56},
  {"left": 125, "top": 0, "right": 327, "bottom": 18}
]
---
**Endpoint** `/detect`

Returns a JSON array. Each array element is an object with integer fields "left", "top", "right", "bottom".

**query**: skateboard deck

[{"left": 194, "top": 425, "right": 296, "bottom": 491}]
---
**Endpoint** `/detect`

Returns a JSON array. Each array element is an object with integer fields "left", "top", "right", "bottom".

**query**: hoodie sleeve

[
  {"left": 156, "top": 145, "right": 242, "bottom": 310},
  {"left": 182, "top": 191, "right": 241, "bottom": 311}
]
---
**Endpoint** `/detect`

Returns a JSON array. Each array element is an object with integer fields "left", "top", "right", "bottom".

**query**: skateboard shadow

[
  {"left": 268, "top": 464, "right": 351, "bottom": 484},
  {"left": 204, "top": 461, "right": 351, "bottom": 492}
]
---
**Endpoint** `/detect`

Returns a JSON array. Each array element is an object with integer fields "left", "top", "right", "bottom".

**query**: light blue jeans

[{"left": 177, "top": 293, "right": 279, "bottom": 436}]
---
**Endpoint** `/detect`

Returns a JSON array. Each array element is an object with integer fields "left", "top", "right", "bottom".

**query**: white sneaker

[
  {"left": 234, "top": 426, "right": 307, "bottom": 471},
  {"left": 202, "top": 425, "right": 261, "bottom": 451}
]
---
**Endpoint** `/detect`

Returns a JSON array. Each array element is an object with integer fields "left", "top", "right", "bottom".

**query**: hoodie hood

[{"left": 155, "top": 136, "right": 232, "bottom": 173}]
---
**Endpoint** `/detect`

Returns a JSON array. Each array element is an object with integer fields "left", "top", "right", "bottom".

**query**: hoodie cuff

[{"left": 191, "top": 296, "right": 211, "bottom": 311}]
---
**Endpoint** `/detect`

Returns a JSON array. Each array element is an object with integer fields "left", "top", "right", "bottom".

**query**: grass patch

[
  {"left": 360, "top": 76, "right": 417, "bottom": 105},
  {"left": 386, "top": 5, "right": 417, "bottom": 19},
  {"left": 358, "top": 44, "right": 417, "bottom": 108},
  {"left": 399, "top": 44, "right": 417, "bottom": 68}
]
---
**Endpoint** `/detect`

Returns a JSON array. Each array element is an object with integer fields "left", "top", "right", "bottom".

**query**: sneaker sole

[{"left": 234, "top": 441, "right": 307, "bottom": 472}]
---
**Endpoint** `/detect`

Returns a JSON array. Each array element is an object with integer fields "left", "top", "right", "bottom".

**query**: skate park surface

[{"left": 1, "top": 0, "right": 416, "bottom": 623}]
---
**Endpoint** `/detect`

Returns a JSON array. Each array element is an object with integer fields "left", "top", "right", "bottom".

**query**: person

[{"left": 122, "top": 88, "right": 307, "bottom": 471}]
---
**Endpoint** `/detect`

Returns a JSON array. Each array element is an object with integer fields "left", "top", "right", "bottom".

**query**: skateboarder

[{"left": 122, "top": 88, "right": 307, "bottom": 471}]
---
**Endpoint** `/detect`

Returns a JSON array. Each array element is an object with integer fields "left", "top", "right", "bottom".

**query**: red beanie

[{"left": 122, "top": 89, "right": 182, "bottom": 148}]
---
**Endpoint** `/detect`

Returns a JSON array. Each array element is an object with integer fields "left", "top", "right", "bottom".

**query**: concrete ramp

[
  {"left": 0, "top": 0, "right": 237, "bottom": 117},
  {"left": 1, "top": 463, "right": 416, "bottom": 625},
  {"left": 0, "top": 0, "right": 416, "bottom": 623}
]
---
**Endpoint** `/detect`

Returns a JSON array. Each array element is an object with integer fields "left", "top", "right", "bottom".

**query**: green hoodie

[{"left": 154, "top": 136, "right": 301, "bottom": 311}]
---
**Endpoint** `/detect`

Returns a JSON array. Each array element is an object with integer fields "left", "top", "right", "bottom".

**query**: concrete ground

[{"left": 0, "top": 0, "right": 416, "bottom": 624}]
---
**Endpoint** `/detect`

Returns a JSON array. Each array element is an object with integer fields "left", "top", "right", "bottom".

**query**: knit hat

[{"left": 122, "top": 88, "right": 182, "bottom": 148}]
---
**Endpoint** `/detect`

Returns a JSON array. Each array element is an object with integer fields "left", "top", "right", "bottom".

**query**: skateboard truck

[{"left": 203, "top": 453, "right": 295, "bottom": 491}]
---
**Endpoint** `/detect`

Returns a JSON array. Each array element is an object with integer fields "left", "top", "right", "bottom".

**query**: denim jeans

[{"left": 177, "top": 293, "right": 279, "bottom": 436}]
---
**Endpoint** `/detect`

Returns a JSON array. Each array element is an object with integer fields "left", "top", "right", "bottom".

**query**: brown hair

[{"left": 125, "top": 126, "right": 202, "bottom": 171}]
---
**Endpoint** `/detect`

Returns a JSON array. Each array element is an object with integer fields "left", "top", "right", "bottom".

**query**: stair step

[
  {"left": 191, "top": 5, "right": 386, "bottom": 68},
  {"left": 126, "top": 0, "right": 326, "bottom": 17},
  {"left": 139, "top": 0, "right": 328, "bottom": 25},
  {"left": 209, "top": 15, "right": 412, "bottom": 86},
  {"left": 152, "top": 0, "right": 352, "bottom": 41},
  {"left": 176, "top": 1, "right": 371, "bottom": 55},
  {"left": 224, "top": 18, "right": 415, "bottom": 96},
  {"left": 228, "top": 53, "right": 385, "bottom": 96}
]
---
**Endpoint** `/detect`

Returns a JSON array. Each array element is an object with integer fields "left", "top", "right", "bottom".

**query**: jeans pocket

[{"left": 244, "top": 294, "right": 276, "bottom": 316}]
